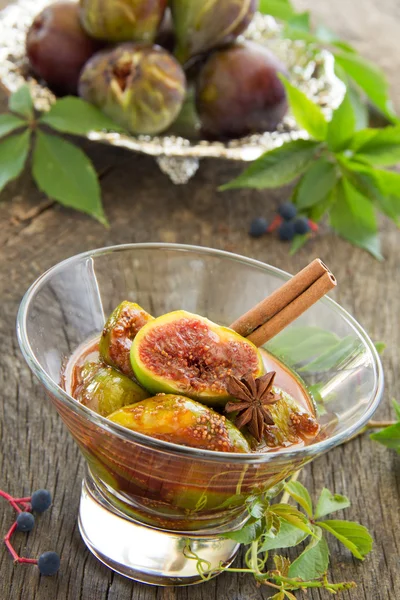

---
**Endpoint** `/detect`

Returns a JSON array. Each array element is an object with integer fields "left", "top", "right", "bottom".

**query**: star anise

[{"left": 225, "top": 371, "right": 279, "bottom": 442}]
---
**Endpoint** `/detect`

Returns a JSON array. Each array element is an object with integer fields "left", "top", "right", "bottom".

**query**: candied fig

[
  {"left": 130, "top": 310, "right": 264, "bottom": 405},
  {"left": 196, "top": 42, "right": 288, "bottom": 138},
  {"left": 79, "top": 44, "right": 186, "bottom": 135},
  {"left": 75, "top": 362, "right": 150, "bottom": 416},
  {"left": 26, "top": 2, "right": 103, "bottom": 96},
  {"left": 79, "top": 0, "right": 167, "bottom": 43},
  {"left": 100, "top": 301, "right": 153, "bottom": 377},
  {"left": 263, "top": 391, "right": 320, "bottom": 448},
  {"left": 108, "top": 394, "right": 250, "bottom": 452},
  {"left": 170, "top": 0, "right": 257, "bottom": 63}
]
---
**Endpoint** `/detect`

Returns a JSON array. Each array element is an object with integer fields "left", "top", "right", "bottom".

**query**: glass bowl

[{"left": 17, "top": 244, "right": 383, "bottom": 585}]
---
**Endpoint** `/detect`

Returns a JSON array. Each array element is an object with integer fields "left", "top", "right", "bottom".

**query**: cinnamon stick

[{"left": 230, "top": 259, "right": 336, "bottom": 347}]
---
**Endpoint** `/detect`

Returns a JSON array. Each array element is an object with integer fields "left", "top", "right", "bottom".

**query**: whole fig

[
  {"left": 79, "top": 44, "right": 186, "bottom": 135},
  {"left": 196, "top": 42, "right": 288, "bottom": 138},
  {"left": 170, "top": 0, "right": 257, "bottom": 63},
  {"left": 79, "top": 0, "right": 167, "bottom": 43},
  {"left": 26, "top": 2, "right": 103, "bottom": 96}
]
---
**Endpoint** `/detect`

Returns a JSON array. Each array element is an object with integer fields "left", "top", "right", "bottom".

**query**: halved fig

[
  {"left": 130, "top": 310, "right": 263, "bottom": 405},
  {"left": 107, "top": 394, "right": 250, "bottom": 452},
  {"left": 76, "top": 362, "right": 150, "bottom": 416},
  {"left": 263, "top": 391, "right": 320, "bottom": 448},
  {"left": 100, "top": 301, "right": 154, "bottom": 377}
]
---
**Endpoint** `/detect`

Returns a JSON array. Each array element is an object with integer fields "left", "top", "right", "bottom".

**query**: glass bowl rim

[{"left": 17, "top": 242, "right": 384, "bottom": 464}]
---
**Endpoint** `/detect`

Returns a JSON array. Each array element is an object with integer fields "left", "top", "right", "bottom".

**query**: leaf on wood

[
  {"left": 352, "top": 124, "right": 400, "bottom": 166},
  {"left": 284, "top": 481, "right": 313, "bottom": 517},
  {"left": 220, "top": 140, "right": 321, "bottom": 190},
  {"left": 295, "top": 157, "right": 337, "bottom": 208},
  {"left": 314, "top": 488, "right": 351, "bottom": 519},
  {"left": 32, "top": 131, "right": 108, "bottom": 225},
  {"left": 278, "top": 75, "right": 328, "bottom": 140},
  {"left": 317, "top": 520, "right": 373, "bottom": 559},
  {"left": 8, "top": 85, "right": 34, "bottom": 119},
  {"left": 370, "top": 422, "right": 400, "bottom": 454},
  {"left": 260, "top": 519, "right": 309, "bottom": 551},
  {"left": 288, "top": 526, "right": 330, "bottom": 580},
  {"left": 0, "top": 114, "right": 27, "bottom": 138},
  {"left": 327, "top": 91, "right": 356, "bottom": 151},
  {"left": 0, "top": 130, "right": 31, "bottom": 194}
]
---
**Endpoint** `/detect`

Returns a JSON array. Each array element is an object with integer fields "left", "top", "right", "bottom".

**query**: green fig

[
  {"left": 79, "top": 0, "right": 167, "bottom": 43},
  {"left": 170, "top": 0, "right": 258, "bottom": 63},
  {"left": 130, "top": 310, "right": 264, "bottom": 405},
  {"left": 108, "top": 394, "right": 251, "bottom": 452},
  {"left": 100, "top": 301, "right": 153, "bottom": 377},
  {"left": 76, "top": 362, "right": 150, "bottom": 416},
  {"left": 79, "top": 43, "right": 186, "bottom": 135}
]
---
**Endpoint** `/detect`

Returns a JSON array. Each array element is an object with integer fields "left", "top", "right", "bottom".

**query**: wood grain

[{"left": 0, "top": 0, "right": 399, "bottom": 599}]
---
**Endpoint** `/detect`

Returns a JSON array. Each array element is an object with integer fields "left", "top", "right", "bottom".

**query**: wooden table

[{"left": 0, "top": 1, "right": 399, "bottom": 598}]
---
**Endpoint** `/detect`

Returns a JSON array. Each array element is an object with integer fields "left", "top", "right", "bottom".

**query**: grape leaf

[
  {"left": 258, "top": 0, "right": 295, "bottom": 20},
  {"left": 314, "top": 488, "right": 351, "bottom": 519},
  {"left": 0, "top": 114, "right": 27, "bottom": 138},
  {"left": 295, "top": 157, "right": 337, "bottom": 208},
  {"left": 288, "top": 526, "right": 329, "bottom": 580},
  {"left": 278, "top": 75, "right": 328, "bottom": 140},
  {"left": 317, "top": 520, "right": 373, "bottom": 559},
  {"left": 289, "top": 233, "right": 310, "bottom": 255},
  {"left": 327, "top": 92, "right": 356, "bottom": 151},
  {"left": 32, "top": 131, "right": 107, "bottom": 225},
  {"left": 40, "top": 97, "right": 124, "bottom": 136},
  {"left": 393, "top": 399, "right": 400, "bottom": 421},
  {"left": 260, "top": 519, "right": 308, "bottom": 551},
  {"left": 266, "top": 326, "right": 339, "bottom": 366},
  {"left": 0, "top": 130, "right": 31, "bottom": 194},
  {"left": 272, "top": 504, "right": 314, "bottom": 536},
  {"left": 223, "top": 519, "right": 264, "bottom": 544},
  {"left": 8, "top": 85, "right": 34, "bottom": 119},
  {"left": 374, "top": 341, "right": 386, "bottom": 355},
  {"left": 329, "top": 178, "right": 383, "bottom": 260},
  {"left": 351, "top": 125, "right": 400, "bottom": 166},
  {"left": 370, "top": 422, "right": 400, "bottom": 453},
  {"left": 334, "top": 51, "right": 397, "bottom": 122},
  {"left": 220, "top": 140, "right": 321, "bottom": 190},
  {"left": 347, "top": 85, "right": 369, "bottom": 131},
  {"left": 284, "top": 481, "right": 313, "bottom": 517},
  {"left": 298, "top": 336, "right": 362, "bottom": 373}
]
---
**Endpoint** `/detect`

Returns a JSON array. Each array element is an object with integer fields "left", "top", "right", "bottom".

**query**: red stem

[
  {"left": 17, "top": 558, "right": 38, "bottom": 565},
  {"left": 13, "top": 497, "right": 31, "bottom": 503},
  {"left": 4, "top": 522, "right": 19, "bottom": 561}
]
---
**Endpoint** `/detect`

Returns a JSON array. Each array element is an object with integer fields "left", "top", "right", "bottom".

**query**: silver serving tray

[{"left": 0, "top": 0, "right": 345, "bottom": 183}]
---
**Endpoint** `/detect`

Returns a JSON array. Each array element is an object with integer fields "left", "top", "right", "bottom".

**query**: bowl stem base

[{"left": 78, "top": 473, "right": 240, "bottom": 586}]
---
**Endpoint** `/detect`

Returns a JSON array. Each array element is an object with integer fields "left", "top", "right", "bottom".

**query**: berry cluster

[
  {"left": 0, "top": 488, "right": 60, "bottom": 576},
  {"left": 249, "top": 202, "right": 318, "bottom": 241}
]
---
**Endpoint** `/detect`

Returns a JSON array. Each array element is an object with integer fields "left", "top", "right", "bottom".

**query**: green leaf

[
  {"left": 334, "top": 52, "right": 397, "bottom": 122},
  {"left": 374, "top": 341, "right": 386, "bottom": 355},
  {"left": 347, "top": 85, "right": 369, "bottom": 131},
  {"left": 284, "top": 481, "right": 313, "bottom": 517},
  {"left": 330, "top": 178, "right": 383, "bottom": 260},
  {"left": 317, "top": 520, "right": 373, "bottom": 559},
  {"left": 393, "top": 399, "right": 400, "bottom": 421},
  {"left": 273, "top": 555, "right": 291, "bottom": 577},
  {"left": 32, "top": 131, "right": 107, "bottom": 225},
  {"left": 288, "top": 526, "right": 329, "bottom": 580},
  {"left": 224, "top": 518, "right": 264, "bottom": 544},
  {"left": 352, "top": 125, "right": 400, "bottom": 166},
  {"left": 272, "top": 504, "right": 314, "bottom": 536},
  {"left": 260, "top": 519, "right": 309, "bottom": 551},
  {"left": 278, "top": 75, "right": 327, "bottom": 140},
  {"left": 371, "top": 169, "right": 400, "bottom": 199},
  {"left": 0, "top": 130, "right": 31, "bottom": 194},
  {"left": 266, "top": 326, "right": 339, "bottom": 366},
  {"left": 289, "top": 233, "right": 310, "bottom": 255},
  {"left": 40, "top": 97, "right": 124, "bottom": 136},
  {"left": 0, "top": 114, "right": 27, "bottom": 138},
  {"left": 314, "top": 488, "right": 351, "bottom": 519},
  {"left": 327, "top": 92, "right": 356, "bottom": 151},
  {"left": 295, "top": 158, "right": 337, "bottom": 208},
  {"left": 298, "top": 336, "right": 362, "bottom": 373},
  {"left": 258, "top": 0, "right": 295, "bottom": 20},
  {"left": 270, "top": 593, "right": 285, "bottom": 600},
  {"left": 220, "top": 140, "right": 320, "bottom": 190},
  {"left": 8, "top": 85, "right": 34, "bottom": 119},
  {"left": 370, "top": 422, "right": 400, "bottom": 453},
  {"left": 287, "top": 11, "right": 311, "bottom": 33}
]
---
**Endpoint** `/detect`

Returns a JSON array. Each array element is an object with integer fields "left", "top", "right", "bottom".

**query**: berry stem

[
  {"left": 13, "top": 497, "right": 32, "bottom": 503},
  {"left": 267, "top": 215, "right": 283, "bottom": 233},
  {"left": 0, "top": 490, "right": 23, "bottom": 513},
  {"left": 17, "top": 558, "right": 38, "bottom": 565},
  {"left": 4, "top": 522, "right": 19, "bottom": 561}
]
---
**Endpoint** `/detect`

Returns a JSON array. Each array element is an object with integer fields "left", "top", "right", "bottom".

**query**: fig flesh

[
  {"left": 196, "top": 42, "right": 288, "bottom": 138},
  {"left": 79, "top": 44, "right": 186, "bottom": 135},
  {"left": 26, "top": 1, "right": 103, "bottom": 96},
  {"left": 130, "top": 310, "right": 264, "bottom": 405},
  {"left": 100, "top": 301, "right": 153, "bottom": 377},
  {"left": 170, "top": 0, "right": 257, "bottom": 63},
  {"left": 79, "top": 0, "right": 167, "bottom": 43},
  {"left": 107, "top": 394, "right": 250, "bottom": 452},
  {"left": 76, "top": 363, "right": 150, "bottom": 416}
]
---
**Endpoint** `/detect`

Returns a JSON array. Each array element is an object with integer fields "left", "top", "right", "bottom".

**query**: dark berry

[
  {"left": 278, "top": 221, "right": 296, "bottom": 241},
  {"left": 16, "top": 512, "right": 35, "bottom": 532},
  {"left": 38, "top": 552, "right": 60, "bottom": 576},
  {"left": 293, "top": 216, "right": 311, "bottom": 234},
  {"left": 31, "top": 489, "right": 52, "bottom": 513},
  {"left": 278, "top": 202, "right": 297, "bottom": 220},
  {"left": 249, "top": 217, "right": 268, "bottom": 238}
]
